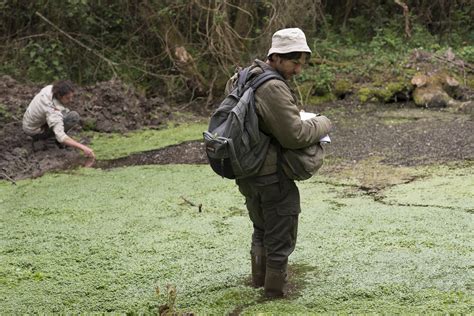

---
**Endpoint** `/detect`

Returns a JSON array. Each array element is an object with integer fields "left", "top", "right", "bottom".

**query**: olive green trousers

[{"left": 237, "top": 173, "right": 300, "bottom": 270}]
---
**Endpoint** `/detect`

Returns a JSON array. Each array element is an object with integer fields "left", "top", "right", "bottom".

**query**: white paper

[
  {"left": 300, "top": 111, "right": 331, "bottom": 143},
  {"left": 319, "top": 135, "right": 331, "bottom": 143},
  {"left": 299, "top": 111, "right": 316, "bottom": 120}
]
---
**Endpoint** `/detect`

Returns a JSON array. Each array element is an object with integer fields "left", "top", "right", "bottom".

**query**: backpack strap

[
  {"left": 248, "top": 70, "right": 285, "bottom": 91},
  {"left": 237, "top": 67, "right": 252, "bottom": 96},
  {"left": 236, "top": 66, "right": 287, "bottom": 96},
  {"left": 248, "top": 69, "right": 287, "bottom": 187}
]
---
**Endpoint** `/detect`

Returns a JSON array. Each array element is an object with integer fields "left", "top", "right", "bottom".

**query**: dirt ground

[{"left": 0, "top": 75, "right": 473, "bottom": 182}]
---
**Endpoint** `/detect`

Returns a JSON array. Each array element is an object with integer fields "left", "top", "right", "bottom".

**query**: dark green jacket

[{"left": 226, "top": 59, "right": 332, "bottom": 176}]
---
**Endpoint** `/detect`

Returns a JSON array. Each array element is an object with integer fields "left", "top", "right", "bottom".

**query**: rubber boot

[
  {"left": 250, "top": 245, "right": 266, "bottom": 288},
  {"left": 264, "top": 266, "right": 288, "bottom": 298}
]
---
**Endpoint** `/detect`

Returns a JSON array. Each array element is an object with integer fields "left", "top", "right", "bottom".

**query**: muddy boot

[
  {"left": 264, "top": 266, "right": 287, "bottom": 298},
  {"left": 251, "top": 245, "right": 266, "bottom": 288}
]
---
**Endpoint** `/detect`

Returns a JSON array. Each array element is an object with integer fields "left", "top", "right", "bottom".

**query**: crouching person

[{"left": 22, "top": 80, "right": 95, "bottom": 159}]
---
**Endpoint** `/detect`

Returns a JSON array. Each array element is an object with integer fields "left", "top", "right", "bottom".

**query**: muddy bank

[{"left": 1, "top": 73, "right": 472, "bottom": 181}]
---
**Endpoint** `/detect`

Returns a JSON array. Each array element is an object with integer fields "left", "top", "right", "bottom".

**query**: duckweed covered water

[
  {"left": 88, "top": 121, "right": 207, "bottom": 160},
  {"left": 0, "top": 164, "right": 472, "bottom": 313}
]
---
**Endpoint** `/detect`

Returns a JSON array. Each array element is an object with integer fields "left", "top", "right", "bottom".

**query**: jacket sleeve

[
  {"left": 46, "top": 111, "right": 68, "bottom": 143},
  {"left": 255, "top": 80, "right": 332, "bottom": 149}
]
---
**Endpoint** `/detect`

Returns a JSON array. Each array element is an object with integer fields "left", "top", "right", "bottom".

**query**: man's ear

[{"left": 271, "top": 54, "right": 280, "bottom": 63}]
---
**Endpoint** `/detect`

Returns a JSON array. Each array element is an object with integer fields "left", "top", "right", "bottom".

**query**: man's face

[
  {"left": 274, "top": 54, "right": 307, "bottom": 79},
  {"left": 59, "top": 92, "right": 74, "bottom": 105}
]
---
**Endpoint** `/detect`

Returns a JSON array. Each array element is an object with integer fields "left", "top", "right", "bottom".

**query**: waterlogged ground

[
  {"left": 1, "top": 101, "right": 473, "bottom": 313},
  {"left": 0, "top": 162, "right": 472, "bottom": 313}
]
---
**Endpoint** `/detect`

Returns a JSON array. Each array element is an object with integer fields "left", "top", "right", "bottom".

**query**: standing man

[
  {"left": 23, "top": 80, "right": 95, "bottom": 159},
  {"left": 227, "top": 28, "right": 332, "bottom": 298}
]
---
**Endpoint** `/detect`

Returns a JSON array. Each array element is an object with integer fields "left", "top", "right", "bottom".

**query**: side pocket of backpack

[{"left": 203, "top": 131, "right": 236, "bottom": 179}]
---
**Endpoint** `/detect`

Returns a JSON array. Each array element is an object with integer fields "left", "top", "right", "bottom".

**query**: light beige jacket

[{"left": 22, "top": 85, "right": 69, "bottom": 143}]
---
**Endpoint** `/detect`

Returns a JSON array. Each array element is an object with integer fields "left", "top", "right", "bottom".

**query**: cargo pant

[{"left": 236, "top": 173, "right": 300, "bottom": 270}]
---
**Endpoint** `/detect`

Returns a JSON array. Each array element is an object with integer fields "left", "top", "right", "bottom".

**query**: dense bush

[{"left": 0, "top": 0, "right": 472, "bottom": 101}]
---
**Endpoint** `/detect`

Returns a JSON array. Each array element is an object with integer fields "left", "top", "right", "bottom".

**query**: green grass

[
  {"left": 87, "top": 121, "right": 208, "bottom": 160},
  {"left": 0, "top": 164, "right": 472, "bottom": 313}
]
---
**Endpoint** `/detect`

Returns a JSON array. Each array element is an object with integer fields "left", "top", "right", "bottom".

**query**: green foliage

[
  {"left": 457, "top": 46, "right": 474, "bottom": 63},
  {"left": 302, "top": 16, "right": 474, "bottom": 106},
  {"left": 298, "top": 65, "right": 336, "bottom": 95},
  {"left": 408, "top": 24, "right": 440, "bottom": 50},
  {"left": 369, "top": 27, "right": 404, "bottom": 52},
  {"left": 313, "top": 65, "right": 336, "bottom": 95},
  {"left": 0, "top": 1, "right": 472, "bottom": 99},
  {"left": 22, "top": 40, "right": 67, "bottom": 82}
]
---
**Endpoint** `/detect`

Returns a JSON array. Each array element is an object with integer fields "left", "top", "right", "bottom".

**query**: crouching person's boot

[
  {"left": 264, "top": 265, "right": 288, "bottom": 298},
  {"left": 250, "top": 245, "right": 266, "bottom": 288}
]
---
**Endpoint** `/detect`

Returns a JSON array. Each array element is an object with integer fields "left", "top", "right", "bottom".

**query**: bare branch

[
  {"left": 394, "top": 0, "right": 411, "bottom": 38},
  {"left": 0, "top": 172, "right": 17, "bottom": 185},
  {"left": 180, "top": 196, "right": 202, "bottom": 212}
]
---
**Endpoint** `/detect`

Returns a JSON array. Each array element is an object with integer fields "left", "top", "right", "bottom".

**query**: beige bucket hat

[{"left": 267, "top": 28, "right": 312, "bottom": 57}]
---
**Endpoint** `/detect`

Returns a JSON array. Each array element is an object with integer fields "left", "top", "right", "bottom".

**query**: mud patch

[
  {"left": 317, "top": 102, "right": 473, "bottom": 168},
  {"left": 95, "top": 141, "right": 207, "bottom": 169}
]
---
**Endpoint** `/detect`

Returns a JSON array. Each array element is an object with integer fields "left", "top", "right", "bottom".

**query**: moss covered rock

[
  {"left": 411, "top": 72, "right": 464, "bottom": 108},
  {"left": 334, "top": 79, "right": 352, "bottom": 98},
  {"left": 358, "top": 79, "right": 411, "bottom": 103}
]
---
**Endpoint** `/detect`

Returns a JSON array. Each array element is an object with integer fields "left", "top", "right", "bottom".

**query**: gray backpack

[{"left": 203, "top": 66, "right": 285, "bottom": 179}]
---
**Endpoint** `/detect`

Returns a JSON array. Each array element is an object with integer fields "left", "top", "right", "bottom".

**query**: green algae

[
  {"left": 87, "top": 121, "right": 207, "bottom": 160},
  {"left": 0, "top": 164, "right": 472, "bottom": 313}
]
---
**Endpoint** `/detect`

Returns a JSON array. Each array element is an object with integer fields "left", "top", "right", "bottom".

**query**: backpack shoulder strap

[
  {"left": 248, "top": 69, "right": 286, "bottom": 91},
  {"left": 234, "top": 66, "right": 287, "bottom": 96},
  {"left": 236, "top": 67, "right": 252, "bottom": 96}
]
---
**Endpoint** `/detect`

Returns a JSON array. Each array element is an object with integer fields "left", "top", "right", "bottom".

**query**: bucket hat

[{"left": 267, "top": 28, "right": 311, "bottom": 57}]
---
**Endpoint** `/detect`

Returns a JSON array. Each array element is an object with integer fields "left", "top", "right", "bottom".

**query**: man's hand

[
  {"left": 82, "top": 146, "right": 96, "bottom": 167},
  {"left": 62, "top": 137, "right": 96, "bottom": 162},
  {"left": 82, "top": 146, "right": 95, "bottom": 159}
]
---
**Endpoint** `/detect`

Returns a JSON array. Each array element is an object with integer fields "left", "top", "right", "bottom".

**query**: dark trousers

[
  {"left": 32, "top": 111, "right": 80, "bottom": 141},
  {"left": 237, "top": 173, "right": 300, "bottom": 270}
]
